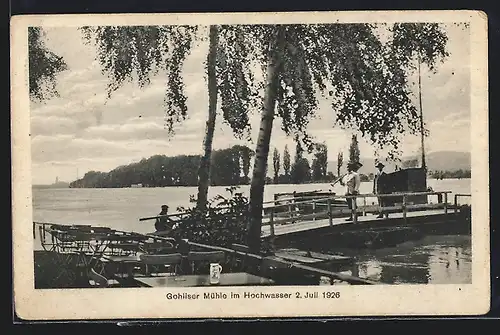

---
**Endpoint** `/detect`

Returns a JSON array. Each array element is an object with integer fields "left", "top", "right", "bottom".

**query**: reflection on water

[{"left": 320, "top": 235, "right": 472, "bottom": 285}]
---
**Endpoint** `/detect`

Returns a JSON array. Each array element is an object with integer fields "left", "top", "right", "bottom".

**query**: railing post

[
  {"left": 444, "top": 192, "right": 448, "bottom": 214},
  {"left": 269, "top": 208, "right": 275, "bottom": 237},
  {"left": 312, "top": 200, "right": 316, "bottom": 221},
  {"left": 362, "top": 197, "right": 367, "bottom": 216},
  {"left": 352, "top": 196, "right": 358, "bottom": 224},
  {"left": 402, "top": 194, "right": 407, "bottom": 223},
  {"left": 454, "top": 194, "right": 458, "bottom": 214},
  {"left": 328, "top": 198, "right": 333, "bottom": 227}
]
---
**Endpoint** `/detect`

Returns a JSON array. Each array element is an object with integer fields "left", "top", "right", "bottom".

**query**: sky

[{"left": 30, "top": 24, "right": 471, "bottom": 185}]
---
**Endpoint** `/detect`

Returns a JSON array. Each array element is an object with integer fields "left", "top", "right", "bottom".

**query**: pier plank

[{"left": 273, "top": 252, "right": 326, "bottom": 264}]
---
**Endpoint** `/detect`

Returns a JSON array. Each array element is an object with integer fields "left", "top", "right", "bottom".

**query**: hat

[
  {"left": 161, "top": 205, "right": 169, "bottom": 209},
  {"left": 375, "top": 162, "right": 385, "bottom": 168}
]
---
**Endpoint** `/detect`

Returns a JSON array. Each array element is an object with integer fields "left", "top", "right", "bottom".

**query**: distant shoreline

[{"left": 32, "top": 177, "right": 471, "bottom": 190}]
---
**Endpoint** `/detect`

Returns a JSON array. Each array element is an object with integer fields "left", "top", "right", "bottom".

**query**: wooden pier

[
  {"left": 259, "top": 191, "right": 471, "bottom": 250},
  {"left": 139, "top": 191, "right": 471, "bottom": 249}
]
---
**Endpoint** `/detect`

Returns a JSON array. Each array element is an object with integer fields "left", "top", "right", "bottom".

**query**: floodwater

[
  {"left": 31, "top": 179, "right": 472, "bottom": 285},
  {"left": 322, "top": 235, "right": 472, "bottom": 285}
]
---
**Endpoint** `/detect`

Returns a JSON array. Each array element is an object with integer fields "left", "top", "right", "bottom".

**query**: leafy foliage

[
  {"left": 272, "top": 148, "right": 281, "bottom": 183},
  {"left": 290, "top": 157, "right": 311, "bottom": 184},
  {"left": 283, "top": 145, "right": 291, "bottom": 177},
  {"left": 311, "top": 142, "right": 328, "bottom": 181},
  {"left": 337, "top": 152, "right": 344, "bottom": 177},
  {"left": 348, "top": 134, "right": 360, "bottom": 164},
  {"left": 232, "top": 145, "right": 254, "bottom": 183},
  {"left": 80, "top": 25, "right": 198, "bottom": 134},
  {"left": 28, "top": 27, "right": 68, "bottom": 102},
  {"left": 171, "top": 187, "right": 274, "bottom": 253}
]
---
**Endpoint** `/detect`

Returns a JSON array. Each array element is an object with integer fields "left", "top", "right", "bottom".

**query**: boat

[{"left": 381, "top": 166, "right": 429, "bottom": 207}]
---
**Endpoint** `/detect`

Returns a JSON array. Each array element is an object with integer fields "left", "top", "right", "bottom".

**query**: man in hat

[
  {"left": 373, "top": 162, "right": 389, "bottom": 218},
  {"left": 155, "top": 204, "right": 174, "bottom": 233},
  {"left": 340, "top": 161, "right": 362, "bottom": 221}
]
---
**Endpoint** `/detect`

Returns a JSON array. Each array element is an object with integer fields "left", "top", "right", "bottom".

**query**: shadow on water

[{"left": 316, "top": 234, "right": 472, "bottom": 285}]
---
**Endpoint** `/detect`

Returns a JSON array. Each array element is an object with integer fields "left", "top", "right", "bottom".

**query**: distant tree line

[
  {"left": 429, "top": 169, "right": 471, "bottom": 180},
  {"left": 69, "top": 145, "right": 253, "bottom": 188},
  {"left": 269, "top": 142, "right": 334, "bottom": 185}
]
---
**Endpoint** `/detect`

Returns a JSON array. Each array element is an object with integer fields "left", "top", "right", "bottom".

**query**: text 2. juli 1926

[{"left": 165, "top": 291, "right": 341, "bottom": 300}]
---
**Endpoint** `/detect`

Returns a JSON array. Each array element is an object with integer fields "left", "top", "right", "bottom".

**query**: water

[
  {"left": 323, "top": 235, "right": 471, "bottom": 285},
  {"left": 31, "top": 179, "right": 472, "bottom": 284}
]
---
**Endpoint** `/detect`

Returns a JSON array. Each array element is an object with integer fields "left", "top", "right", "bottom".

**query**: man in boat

[
  {"left": 154, "top": 205, "right": 175, "bottom": 235},
  {"left": 339, "top": 161, "right": 362, "bottom": 221},
  {"left": 373, "top": 162, "right": 389, "bottom": 218}
]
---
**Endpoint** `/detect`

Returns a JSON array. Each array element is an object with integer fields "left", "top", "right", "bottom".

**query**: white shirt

[{"left": 343, "top": 172, "right": 360, "bottom": 194}]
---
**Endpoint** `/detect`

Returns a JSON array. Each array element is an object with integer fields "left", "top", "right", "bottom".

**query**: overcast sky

[{"left": 30, "top": 23, "right": 470, "bottom": 185}]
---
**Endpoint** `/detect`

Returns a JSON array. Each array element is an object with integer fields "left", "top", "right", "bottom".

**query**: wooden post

[
  {"left": 444, "top": 193, "right": 448, "bottom": 214},
  {"left": 362, "top": 197, "right": 367, "bottom": 216},
  {"left": 328, "top": 198, "right": 333, "bottom": 227},
  {"left": 352, "top": 196, "right": 358, "bottom": 224},
  {"left": 312, "top": 200, "right": 316, "bottom": 221},
  {"left": 269, "top": 209, "right": 275, "bottom": 237},
  {"left": 454, "top": 194, "right": 458, "bottom": 214},
  {"left": 288, "top": 203, "right": 292, "bottom": 220},
  {"left": 402, "top": 194, "right": 407, "bottom": 223}
]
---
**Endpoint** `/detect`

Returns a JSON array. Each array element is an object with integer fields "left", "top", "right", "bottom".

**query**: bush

[
  {"left": 171, "top": 187, "right": 249, "bottom": 247},
  {"left": 170, "top": 187, "right": 274, "bottom": 254}
]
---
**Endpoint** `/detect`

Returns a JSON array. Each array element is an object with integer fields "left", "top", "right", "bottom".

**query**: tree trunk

[
  {"left": 246, "top": 40, "right": 282, "bottom": 254},
  {"left": 196, "top": 25, "right": 219, "bottom": 210}
]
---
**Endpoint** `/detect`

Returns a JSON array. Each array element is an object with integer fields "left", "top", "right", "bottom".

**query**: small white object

[{"left": 209, "top": 263, "right": 223, "bottom": 284}]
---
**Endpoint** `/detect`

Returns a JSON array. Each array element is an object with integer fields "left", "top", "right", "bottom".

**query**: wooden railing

[
  {"left": 454, "top": 194, "right": 472, "bottom": 213},
  {"left": 138, "top": 191, "right": 461, "bottom": 232},
  {"left": 262, "top": 191, "right": 456, "bottom": 237}
]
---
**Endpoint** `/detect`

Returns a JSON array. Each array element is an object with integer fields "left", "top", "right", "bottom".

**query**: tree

[
  {"left": 210, "top": 147, "right": 242, "bottom": 186},
  {"left": 28, "top": 27, "right": 68, "bottom": 102},
  {"left": 272, "top": 148, "right": 281, "bottom": 183},
  {"left": 231, "top": 145, "right": 254, "bottom": 184},
  {"left": 283, "top": 145, "right": 291, "bottom": 177},
  {"left": 311, "top": 143, "right": 328, "bottom": 181},
  {"left": 244, "top": 23, "right": 449, "bottom": 253},
  {"left": 337, "top": 152, "right": 344, "bottom": 178},
  {"left": 240, "top": 147, "right": 253, "bottom": 184},
  {"left": 80, "top": 25, "right": 257, "bottom": 210},
  {"left": 291, "top": 157, "right": 311, "bottom": 184},
  {"left": 348, "top": 134, "right": 360, "bottom": 164}
]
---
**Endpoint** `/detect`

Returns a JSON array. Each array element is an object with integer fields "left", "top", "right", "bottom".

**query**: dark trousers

[{"left": 377, "top": 195, "right": 389, "bottom": 217}]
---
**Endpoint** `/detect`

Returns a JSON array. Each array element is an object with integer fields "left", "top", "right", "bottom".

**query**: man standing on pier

[
  {"left": 373, "top": 162, "right": 389, "bottom": 219},
  {"left": 340, "top": 161, "right": 362, "bottom": 221}
]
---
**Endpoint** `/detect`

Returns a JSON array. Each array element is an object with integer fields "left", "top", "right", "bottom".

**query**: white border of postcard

[{"left": 11, "top": 10, "right": 490, "bottom": 320}]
